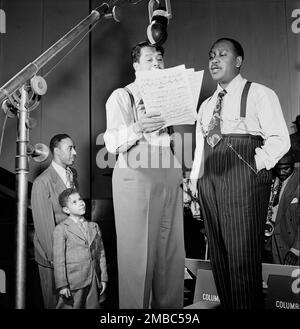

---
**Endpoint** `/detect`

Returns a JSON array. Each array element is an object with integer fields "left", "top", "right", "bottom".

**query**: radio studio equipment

[
  {"left": 147, "top": 0, "right": 172, "bottom": 45},
  {"left": 0, "top": 0, "right": 149, "bottom": 309}
]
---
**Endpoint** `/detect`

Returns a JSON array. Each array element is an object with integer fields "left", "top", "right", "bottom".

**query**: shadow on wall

[
  {"left": 91, "top": 21, "right": 136, "bottom": 201},
  {"left": 91, "top": 199, "right": 119, "bottom": 309}
]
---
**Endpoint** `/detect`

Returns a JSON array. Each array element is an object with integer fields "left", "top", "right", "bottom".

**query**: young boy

[{"left": 53, "top": 188, "right": 108, "bottom": 309}]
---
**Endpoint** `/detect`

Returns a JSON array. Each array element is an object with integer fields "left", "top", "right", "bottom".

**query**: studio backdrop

[{"left": 0, "top": 0, "right": 298, "bottom": 201}]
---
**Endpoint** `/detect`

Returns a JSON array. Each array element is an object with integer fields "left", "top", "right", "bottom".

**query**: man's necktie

[
  {"left": 78, "top": 220, "right": 89, "bottom": 241},
  {"left": 272, "top": 180, "right": 283, "bottom": 207},
  {"left": 66, "top": 167, "right": 74, "bottom": 188},
  {"left": 206, "top": 89, "right": 227, "bottom": 148}
]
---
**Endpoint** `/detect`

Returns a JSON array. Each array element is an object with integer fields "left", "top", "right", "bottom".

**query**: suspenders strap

[
  {"left": 123, "top": 86, "right": 174, "bottom": 137},
  {"left": 240, "top": 81, "right": 252, "bottom": 118},
  {"left": 124, "top": 86, "right": 138, "bottom": 123}
]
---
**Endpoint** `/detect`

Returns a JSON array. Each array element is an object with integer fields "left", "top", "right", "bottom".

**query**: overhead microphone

[{"left": 146, "top": 0, "right": 172, "bottom": 46}]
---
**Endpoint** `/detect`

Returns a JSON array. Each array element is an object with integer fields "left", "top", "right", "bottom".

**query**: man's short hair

[
  {"left": 49, "top": 134, "right": 71, "bottom": 154},
  {"left": 58, "top": 187, "right": 79, "bottom": 208},
  {"left": 212, "top": 37, "right": 244, "bottom": 60},
  {"left": 131, "top": 41, "right": 164, "bottom": 64}
]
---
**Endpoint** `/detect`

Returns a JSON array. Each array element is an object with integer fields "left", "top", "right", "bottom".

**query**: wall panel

[{"left": 0, "top": 0, "right": 90, "bottom": 197}]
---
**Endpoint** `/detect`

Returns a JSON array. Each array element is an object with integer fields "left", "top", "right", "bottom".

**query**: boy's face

[{"left": 63, "top": 192, "right": 86, "bottom": 216}]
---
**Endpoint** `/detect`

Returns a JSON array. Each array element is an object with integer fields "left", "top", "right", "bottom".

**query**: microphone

[
  {"left": 27, "top": 143, "right": 49, "bottom": 163},
  {"left": 147, "top": 0, "right": 172, "bottom": 46}
]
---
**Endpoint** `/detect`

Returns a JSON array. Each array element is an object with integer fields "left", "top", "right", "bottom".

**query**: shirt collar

[
  {"left": 216, "top": 74, "right": 244, "bottom": 95},
  {"left": 51, "top": 161, "right": 67, "bottom": 178},
  {"left": 69, "top": 215, "right": 85, "bottom": 224}
]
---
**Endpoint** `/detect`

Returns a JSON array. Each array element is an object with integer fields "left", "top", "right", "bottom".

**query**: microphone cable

[
  {"left": 0, "top": 111, "right": 9, "bottom": 159},
  {"left": 42, "top": 19, "right": 99, "bottom": 79}
]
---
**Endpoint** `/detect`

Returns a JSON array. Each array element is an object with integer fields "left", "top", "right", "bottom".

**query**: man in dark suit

[
  {"left": 266, "top": 151, "right": 300, "bottom": 265},
  {"left": 31, "top": 134, "right": 78, "bottom": 309},
  {"left": 290, "top": 115, "right": 300, "bottom": 164}
]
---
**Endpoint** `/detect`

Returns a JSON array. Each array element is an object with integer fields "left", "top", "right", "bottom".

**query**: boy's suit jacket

[
  {"left": 53, "top": 217, "right": 108, "bottom": 291},
  {"left": 272, "top": 168, "right": 300, "bottom": 263},
  {"left": 31, "top": 164, "right": 78, "bottom": 267}
]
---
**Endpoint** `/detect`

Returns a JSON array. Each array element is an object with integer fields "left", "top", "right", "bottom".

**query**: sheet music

[
  {"left": 187, "top": 69, "right": 204, "bottom": 108},
  {"left": 135, "top": 65, "right": 204, "bottom": 127}
]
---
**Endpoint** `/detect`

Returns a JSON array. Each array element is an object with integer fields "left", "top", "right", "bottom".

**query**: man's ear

[
  {"left": 53, "top": 147, "right": 60, "bottom": 157},
  {"left": 62, "top": 206, "right": 70, "bottom": 215},
  {"left": 236, "top": 56, "right": 243, "bottom": 68},
  {"left": 133, "top": 62, "right": 139, "bottom": 71}
]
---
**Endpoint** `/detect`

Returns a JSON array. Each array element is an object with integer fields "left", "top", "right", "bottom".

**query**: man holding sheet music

[
  {"left": 190, "top": 38, "right": 290, "bottom": 309},
  {"left": 104, "top": 41, "right": 185, "bottom": 309}
]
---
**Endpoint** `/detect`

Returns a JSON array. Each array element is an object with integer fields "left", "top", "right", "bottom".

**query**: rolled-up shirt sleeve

[
  {"left": 104, "top": 88, "right": 143, "bottom": 154},
  {"left": 254, "top": 87, "right": 290, "bottom": 171}
]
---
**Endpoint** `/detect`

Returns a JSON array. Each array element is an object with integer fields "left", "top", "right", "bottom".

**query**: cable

[
  {"left": 0, "top": 11, "right": 100, "bottom": 158},
  {"left": 42, "top": 20, "right": 99, "bottom": 79},
  {"left": 0, "top": 111, "right": 9, "bottom": 159}
]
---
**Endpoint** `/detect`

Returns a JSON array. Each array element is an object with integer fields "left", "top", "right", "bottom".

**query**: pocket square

[{"left": 291, "top": 198, "right": 298, "bottom": 204}]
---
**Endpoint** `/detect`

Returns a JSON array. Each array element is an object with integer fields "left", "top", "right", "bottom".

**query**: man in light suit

[
  {"left": 31, "top": 133, "right": 78, "bottom": 309},
  {"left": 267, "top": 151, "right": 300, "bottom": 265}
]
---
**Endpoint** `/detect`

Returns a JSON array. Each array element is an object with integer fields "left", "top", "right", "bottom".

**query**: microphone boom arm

[
  {"left": 0, "top": 0, "right": 149, "bottom": 105},
  {"left": 0, "top": 3, "right": 111, "bottom": 103}
]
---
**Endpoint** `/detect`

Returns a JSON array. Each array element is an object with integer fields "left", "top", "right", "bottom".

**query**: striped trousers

[{"left": 199, "top": 135, "right": 272, "bottom": 309}]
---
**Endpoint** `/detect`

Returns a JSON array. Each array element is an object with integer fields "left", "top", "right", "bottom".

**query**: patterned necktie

[
  {"left": 206, "top": 89, "right": 227, "bottom": 148},
  {"left": 78, "top": 220, "right": 89, "bottom": 241},
  {"left": 65, "top": 167, "right": 74, "bottom": 188},
  {"left": 273, "top": 180, "right": 283, "bottom": 207}
]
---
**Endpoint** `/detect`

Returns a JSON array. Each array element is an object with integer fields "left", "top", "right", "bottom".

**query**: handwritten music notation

[{"left": 135, "top": 65, "right": 204, "bottom": 127}]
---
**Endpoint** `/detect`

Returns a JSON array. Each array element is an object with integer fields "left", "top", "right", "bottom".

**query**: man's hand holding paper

[
  {"left": 133, "top": 111, "right": 165, "bottom": 133},
  {"left": 135, "top": 65, "right": 204, "bottom": 127}
]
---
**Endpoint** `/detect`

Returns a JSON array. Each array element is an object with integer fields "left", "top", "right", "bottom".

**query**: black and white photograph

[{"left": 0, "top": 0, "right": 299, "bottom": 326}]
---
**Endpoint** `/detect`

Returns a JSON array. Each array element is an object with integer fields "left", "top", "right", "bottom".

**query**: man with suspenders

[
  {"left": 104, "top": 41, "right": 185, "bottom": 309},
  {"left": 190, "top": 38, "right": 290, "bottom": 309}
]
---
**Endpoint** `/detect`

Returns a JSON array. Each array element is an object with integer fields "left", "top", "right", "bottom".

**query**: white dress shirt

[
  {"left": 51, "top": 161, "right": 72, "bottom": 188},
  {"left": 190, "top": 74, "right": 290, "bottom": 179},
  {"left": 104, "top": 82, "right": 171, "bottom": 154},
  {"left": 69, "top": 216, "right": 89, "bottom": 241}
]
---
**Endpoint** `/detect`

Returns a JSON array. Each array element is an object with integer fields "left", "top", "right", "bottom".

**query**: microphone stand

[
  {"left": 0, "top": 0, "right": 139, "bottom": 309},
  {"left": 14, "top": 85, "right": 29, "bottom": 310}
]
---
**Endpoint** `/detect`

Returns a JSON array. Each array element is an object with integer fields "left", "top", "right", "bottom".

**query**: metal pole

[
  {"left": 0, "top": 0, "right": 145, "bottom": 309},
  {"left": 0, "top": 3, "right": 109, "bottom": 104},
  {"left": 15, "top": 86, "right": 29, "bottom": 309}
]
